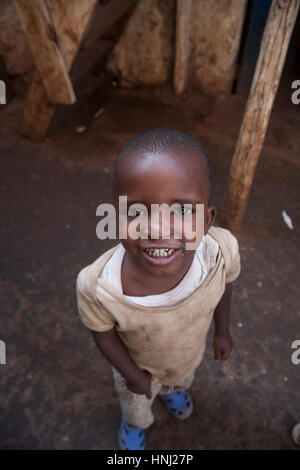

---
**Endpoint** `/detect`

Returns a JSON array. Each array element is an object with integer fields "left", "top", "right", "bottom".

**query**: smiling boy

[{"left": 76, "top": 128, "right": 241, "bottom": 450}]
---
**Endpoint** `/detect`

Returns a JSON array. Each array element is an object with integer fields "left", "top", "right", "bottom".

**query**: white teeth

[{"left": 144, "top": 248, "right": 175, "bottom": 257}]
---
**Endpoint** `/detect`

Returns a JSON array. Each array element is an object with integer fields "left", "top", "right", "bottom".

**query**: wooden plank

[
  {"left": 71, "top": 0, "right": 138, "bottom": 83},
  {"left": 189, "top": 0, "right": 247, "bottom": 96},
  {"left": 81, "top": 0, "right": 138, "bottom": 51},
  {"left": 22, "top": 72, "right": 56, "bottom": 142},
  {"left": 173, "top": 0, "right": 193, "bottom": 95},
  {"left": 221, "top": 0, "right": 299, "bottom": 231},
  {"left": 15, "top": 0, "right": 76, "bottom": 105},
  {"left": 20, "top": 0, "right": 97, "bottom": 141}
]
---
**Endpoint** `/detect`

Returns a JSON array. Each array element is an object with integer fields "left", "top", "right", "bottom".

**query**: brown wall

[
  {"left": 108, "top": 0, "right": 247, "bottom": 95},
  {"left": 0, "top": 0, "right": 247, "bottom": 97}
]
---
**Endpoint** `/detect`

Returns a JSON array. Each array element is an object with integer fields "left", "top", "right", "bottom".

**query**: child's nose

[{"left": 143, "top": 212, "right": 173, "bottom": 239}]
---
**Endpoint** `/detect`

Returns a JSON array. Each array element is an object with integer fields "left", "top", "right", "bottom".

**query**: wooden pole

[
  {"left": 15, "top": 0, "right": 76, "bottom": 105},
  {"left": 173, "top": 0, "right": 193, "bottom": 95},
  {"left": 221, "top": 0, "right": 299, "bottom": 231},
  {"left": 19, "top": 0, "right": 97, "bottom": 141}
]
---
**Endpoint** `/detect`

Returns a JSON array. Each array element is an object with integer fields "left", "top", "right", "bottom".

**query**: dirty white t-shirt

[
  {"left": 99, "top": 234, "right": 219, "bottom": 307},
  {"left": 76, "top": 226, "right": 241, "bottom": 384}
]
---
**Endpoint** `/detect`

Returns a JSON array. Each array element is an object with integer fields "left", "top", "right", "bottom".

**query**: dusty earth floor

[{"left": 0, "top": 76, "right": 299, "bottom": 450}]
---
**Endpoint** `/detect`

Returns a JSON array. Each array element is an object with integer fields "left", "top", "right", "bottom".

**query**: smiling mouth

[
  {"left": 140, "top": 246, "right": 184, "bottom": 265},
  {"left": 144, "top": 248, "right": 176, "bottom": 258}
]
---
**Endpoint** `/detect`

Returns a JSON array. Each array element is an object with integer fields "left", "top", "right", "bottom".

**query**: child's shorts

[{"left": 112, "top": 367, "right": 195, "bottom": 429}]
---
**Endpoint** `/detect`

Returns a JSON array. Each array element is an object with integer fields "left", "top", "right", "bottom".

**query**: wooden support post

[
  {"left": 19, "top": 0, "right": 97, "bottom": 141},
  {"left": 173, "top": 0, "right": 193, "bottom": 95},
  {"left": 221, "top": 0, "right": 299, "bottom": 231},
  {"left": 15, "top": 0, "right": 76, "bottom": 105}
]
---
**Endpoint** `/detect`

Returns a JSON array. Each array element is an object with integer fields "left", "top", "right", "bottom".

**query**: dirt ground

[{"left": 0, "top": 75, "right": 299, "bottom": 450}]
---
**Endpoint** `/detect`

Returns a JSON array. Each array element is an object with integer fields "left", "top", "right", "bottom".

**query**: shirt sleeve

[
  {"left": 224, "top": 230, "right": 241, "bottom": 284},
  {"left": 76, "top": 267, "right": 116, "bottom": 332}
]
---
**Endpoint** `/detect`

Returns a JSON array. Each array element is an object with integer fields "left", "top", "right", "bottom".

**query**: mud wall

[
  {"left": 0, "top": 0, "right": 247, "bottom": 97},
  {"left": 0, "top": 0, "right": 34, "bottom": 95},
  {"left": 108, "top": 0, "right": 247, "bottom": 95}
]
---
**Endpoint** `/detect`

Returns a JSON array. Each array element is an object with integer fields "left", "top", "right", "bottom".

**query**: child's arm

[
  {"left": 213, "top": 282, "right": 233, "bottom": 361},
  {"left": 92, "top": 328, "right": 152, "bottom": 398}
]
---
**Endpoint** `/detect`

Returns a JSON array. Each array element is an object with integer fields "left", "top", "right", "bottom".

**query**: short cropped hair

[{"left": 113, "top": 128, "right": 212, "bottom": 201}]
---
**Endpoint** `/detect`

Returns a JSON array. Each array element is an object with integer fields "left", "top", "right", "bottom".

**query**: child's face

[{"left": 114, "top": 151, "right": 216, "bottom": 277}]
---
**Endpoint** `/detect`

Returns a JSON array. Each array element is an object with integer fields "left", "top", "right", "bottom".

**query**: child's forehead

[
  {"left": 115, "top": 151, "right": 209, "bottom": 200},
  {"left": 118, "top": 149, "right": 206, "bottom": 179}
]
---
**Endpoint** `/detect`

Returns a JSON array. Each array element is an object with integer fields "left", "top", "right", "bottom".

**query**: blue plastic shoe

[
  {"left": 159, "top": 390, "right": 193, "bottom": 420},
  {"left": 118, "top": 417, "right": 145, "bottom": 450}
]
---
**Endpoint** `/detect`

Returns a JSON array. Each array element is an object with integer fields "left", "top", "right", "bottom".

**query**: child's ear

[{"left": 205, "top": 205, "right": 217, "bottom": 232}]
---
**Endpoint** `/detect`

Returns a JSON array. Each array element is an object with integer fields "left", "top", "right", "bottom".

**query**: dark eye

[
  {"left": 177, "top": 206, "right": 192, "bottom": 216},
  {"left": 128, "top": 206, "right": 144, "bottom": 217}
]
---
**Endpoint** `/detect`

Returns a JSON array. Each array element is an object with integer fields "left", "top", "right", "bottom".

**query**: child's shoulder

[
  {"left": 76, "top": 243, "right": 121, "bottom": 298},
  {"left": 208, "top": 225, "right": 239, "bottom": 248},
  {"left": 208, "top": 225, "right": 241, "bottom": 283}
]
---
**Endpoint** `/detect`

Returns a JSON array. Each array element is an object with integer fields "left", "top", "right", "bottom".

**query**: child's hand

[
  {"left": 213, "top": 332, "right": 233, "bottom": 361},
  {"left": 126, "top": 370, "right": 152, "bottom": 399}
]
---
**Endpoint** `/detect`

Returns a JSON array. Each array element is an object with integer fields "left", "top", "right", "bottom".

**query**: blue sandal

[
  {"left": 118, "top": 417, "right": 145, "bottom": 450},
  {"left": 159, "top": 390, "right": 193, "bottom": 420}
]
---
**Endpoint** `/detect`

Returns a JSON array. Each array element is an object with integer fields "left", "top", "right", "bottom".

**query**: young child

[{"left": 76, "top": 128, "right": 241, "bottom": 450}]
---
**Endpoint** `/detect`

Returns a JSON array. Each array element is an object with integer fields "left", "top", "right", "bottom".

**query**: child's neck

[{"left": 121, "top": 251, "right": 195, "bottom": 297}]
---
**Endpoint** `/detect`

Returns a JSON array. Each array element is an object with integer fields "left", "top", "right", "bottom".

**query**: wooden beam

[
  {"left": 173, "top": 0, "right": 193, "bottom": 95},
  {"left": 81, "top": 0, "right": 138, "bottom": 51},
  {"left": 70, "top": 0, "right": 138, "bottom": 83},
  {"left": 15, "top": 0, "right": 76, "bottom": 105},
  {"left": 221, "top": 0, "right": 299, "bottom": 231},
  {"left": 20, "top": 0, "right": 97, "bottom": 141}
]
